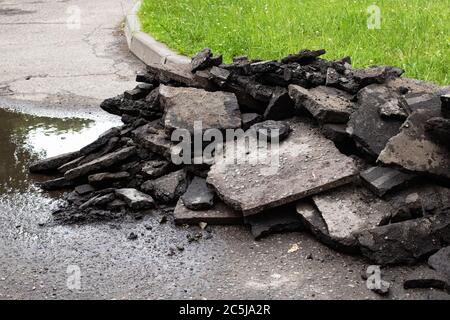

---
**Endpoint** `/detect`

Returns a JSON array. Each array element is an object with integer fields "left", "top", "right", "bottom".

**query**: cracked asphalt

[
  {"left": 0, "top": 0, "right": 449, "bottom": 300},
  {"left": 0, "top": 0, "right": 143, "bottom": 109}
]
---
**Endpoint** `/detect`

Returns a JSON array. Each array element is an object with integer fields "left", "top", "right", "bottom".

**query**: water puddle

[{"left": 0, "top": 107, "right": 120, "bottom": 222}]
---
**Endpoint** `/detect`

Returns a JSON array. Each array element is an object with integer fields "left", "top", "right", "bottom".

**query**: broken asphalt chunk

[
  {"left": 442, "top": 94, "right": 450, "bottom": 119},
  {"left": 379, "top": 99, "right": 408, "bottom": 120},
  {"left": 404, "top": 268, "right": 450, "bottom": 294},
  {"left": 191, "top": 48, "right": 222, "bottom": 73},
  {"left": 264, "top": 88, "right": 296, "bottom": 120},
  {"left": 141, "top": 159, "right": 171, "bottom": 179},
  {"left": 281, "top": 49, "right": 326, "bottom": 65},
  {"left": 147, "top": 62, "right": 198, "bottom": 88},
  {"left": 159, "top": 85, "right": 242, "bottom": 134},
  {"left": 378, "top": 109, "right": 450, "bottom": 181},
  {"left": 38, "top": 177, "right": 77, "bottom": 191},
  {"left": 132, "top": 122, "right": 177, "bottom": 160},
  {"left": 356, "top": 213, "right": 450, "bottom": 265},
  {"left": 141, "top": 169, "right": 187, "bottom": 203},
  {"left": 249, "top": 60, "right": 281, "bottom": 74},
  {"left": 250, "top": 120, "right": 291, "bottom": 142},
  {"left": 360, "top": 166, "right": 417, "bottom": 197},
  {"left": 241, "top": 113, "right": 263, "bottom": 130},
  {"left": 209, "top": 66, "right": 231, "bottom": 86},
  {"left": 289, "top": 85, "right": 355, "bottom": 123},
  {"left": 320, "top": 123, "right": 356, "bottom": 154},
  {"left": 245, "top": 205, "right": 304, "bottom": 240},
  {"left": 297, "top": 185, "right": 392, "bottom": 252},
  {"left": 115, "top": 188, "right": 155, "bottom": 210},
  {"left": 64, "top": 146, "right": 136, "bottom": 180},
  {"left": 207, "top": 117, "right": 358, "bottom": 215},
  {"left": 347, "top": 84, "right": 404, "bottom": 158},
  {"left": 425, "top": 117, "right": 450, "bottom": 147},
  {"left": 75, "top": 184, "right": 95, "bottom": 196},
  {"left": 124, "top": 83, "right": 154, "bottom": 101},
  {"left": 399, "top": 92, "right": 442, "bottom": 115},
  {"left": 174, "top": 198, "right": 242, "bottom": 225},
  {"left": 428, "top": 246, "right": 450, "bottom": 280},
  {"left": 181, "top": 176, "right": 215, "bottom": 210},
  {"left": 88, "top": 172, "right": 130, "bottom": 186},
  {"left": 29, "top": 151, "right": 81, "bottom": 173},
  {"left": 327, "top": 66, "right": 404, "bottom": 94},
  {"left": 79, "top": 193, "right": 115, "bottom": 210}
]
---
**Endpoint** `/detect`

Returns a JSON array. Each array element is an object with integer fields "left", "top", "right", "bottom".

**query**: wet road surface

[
  {"left": 0, "top": 0, "right": 448, "bottom": 300},
  {"left": 0, "top": 106, "right": 448, "bottom": 300}
]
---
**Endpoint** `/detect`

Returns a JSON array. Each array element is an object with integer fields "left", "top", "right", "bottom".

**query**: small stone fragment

[
  {"left": 79, "top": 193, "right": 115, "bottom": 210},
  {"left": 191, "top": 48, "right": 222, "bottom": 73},
  {"left": 127, "top": 232, "right": 138, "bottom": 240},
  {"left": 115, "top": 188, "right": 155, "bottom": 210},
  {"left": 75, "top": 184, "right": 95, "bottom": 195},
  {"left": 379, "top": 99, "right": 408, "bottom": 120},
  {"left": 181, "top": 177, "right": 215, "bottom": 210},
  {"left": 250, "top": 120, "right": 291, "bottom": 142},
  {"left": 288, "top": 243, "right": 300, "bottom": 253},
  {"left": 135, "top": 71, "right": 158, "bottom": 85},
  {"left": 241, "top": 113, "right": 263, "bottom": 130}
]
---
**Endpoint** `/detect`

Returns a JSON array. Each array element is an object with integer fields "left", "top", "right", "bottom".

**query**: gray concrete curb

[{"left": 124, "top": 1, "right": 191, "bottom": 67}]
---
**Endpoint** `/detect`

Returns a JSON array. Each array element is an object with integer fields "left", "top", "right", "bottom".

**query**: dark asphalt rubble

[{"left": 30, "top": 48, "right": 450, "bottom": 293}]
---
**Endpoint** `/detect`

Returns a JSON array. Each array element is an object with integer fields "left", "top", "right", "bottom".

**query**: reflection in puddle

[
  {"left": 0, "top": 108, "right": 120, "bottom": 195},
  {"left": 0, "top": 106, "right": 119, "bottom": 247}
]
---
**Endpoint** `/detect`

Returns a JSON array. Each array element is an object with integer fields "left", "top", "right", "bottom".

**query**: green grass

[{"left": 138, "top": 0, "right": 450, "bottom": 85}]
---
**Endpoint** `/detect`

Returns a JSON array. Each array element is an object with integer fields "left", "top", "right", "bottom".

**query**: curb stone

[{"left": 124, "top": 1, "right": 191, "bottom": 67}]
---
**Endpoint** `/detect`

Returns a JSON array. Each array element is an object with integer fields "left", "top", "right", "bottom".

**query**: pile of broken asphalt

[{"left": 30, "top": 48, "right": 450, "bottom": 295}]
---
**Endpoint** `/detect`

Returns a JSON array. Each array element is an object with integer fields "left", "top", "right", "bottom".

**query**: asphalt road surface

[{"left": 0, "top": 0, "right": 448, "bottom": 300}]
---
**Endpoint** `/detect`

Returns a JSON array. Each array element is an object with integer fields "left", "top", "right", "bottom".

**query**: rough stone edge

[{"left": 124, "top": 1, "right": 191, "bottom": 67}]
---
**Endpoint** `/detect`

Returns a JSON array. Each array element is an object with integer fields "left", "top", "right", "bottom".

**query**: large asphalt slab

[{"left": 0, "top": 0, "right": 448, "bottom": 300}]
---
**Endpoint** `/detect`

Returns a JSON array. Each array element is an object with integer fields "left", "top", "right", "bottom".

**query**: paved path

[
  {"left": 0, "top": 0, "right": 143, "bottom": 108},
  {"left": 0, "top": 0, "right": 447, "bottom": 301}
]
